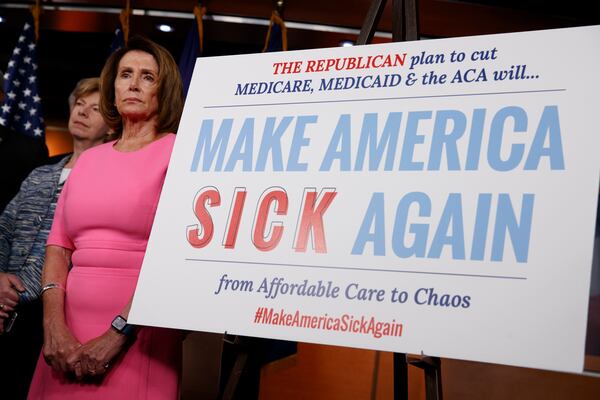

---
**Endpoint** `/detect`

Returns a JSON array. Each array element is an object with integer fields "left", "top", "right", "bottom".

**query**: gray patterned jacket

[{"left": 0, "top": 155, "right": 69, "bottom": 302}]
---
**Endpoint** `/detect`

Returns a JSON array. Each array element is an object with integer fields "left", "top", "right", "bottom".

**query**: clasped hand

[
  {"left": 0, "top": 272, "right": 24, "bottom": 334},
  {"left": 44, "top": 324, "right": 127, "bottom": 379}
]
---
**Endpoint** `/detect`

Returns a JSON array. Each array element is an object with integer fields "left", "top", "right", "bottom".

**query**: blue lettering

[
  {"left": 524, "top": 105, "right": 565, "bottom": 170},
  {"left": 488, "top": 106, "right": 526, "bottom": 171},
  {"left": 428, "top": 193, "right": 465, "bottom": 259},
  {"left": 470, "top": 193, "right": 492, "bottom": 260},
  {"left": 392, "top": 192, "right": 430, "bottom": 258},
  {"left": 287, "top": 115, "right": 317, "bottom": 171},
  {"left": 354, "top": 112, "right": 402, "bottom": 171},
  {"left": 399, "top": 111, "right": 431, "bottom": 170},
  {"left": 190, "top": 119, "right": 233, "bottom": 172},
  {"left": 428, "top": 110, "right": 466, "bottom": 170},
  {"left": 255, "top": 116, "right": 293, "bottom": 171},
  {"left": 465, "top": 109, "right": 486, "bottom": 170},
  {"left": 351, "top": 192, "right": 386, "bottom": 256},
  {"left": 320, "top": 114, "right": 351, "bottom": 171},
  {"left": 225, "top": 118, "right": 254, "bottom": 171},
  {"left": 491, "top": 193, "right": 534, "bottom": 262}
]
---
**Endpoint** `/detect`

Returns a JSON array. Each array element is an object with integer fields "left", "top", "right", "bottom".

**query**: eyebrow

[{"left": 118, "top": 66, "right": 158, "bottom": 75}]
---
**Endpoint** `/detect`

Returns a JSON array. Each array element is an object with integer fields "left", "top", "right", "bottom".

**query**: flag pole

[
  {"left": 193, "top": 3, "right": 206, "bottom": 55},
  {"left": 120, "top": 0, "right": 132, "bottom": 46},
  {"left": 31, "top": 0, "right": 42, "bottom": 42},
  {"left": 262, "top": 1, "right": 288, "bottom": 52}
]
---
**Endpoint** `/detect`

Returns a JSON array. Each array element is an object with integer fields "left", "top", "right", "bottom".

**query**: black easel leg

[
  {"left": 423, "top": 357, "right": 443, "bottom": 400},
  {"left": 393, "top": 352, "right": 408, "bottom": 400},
  {"left": 357, "top": 0, "right": 387, "bottom": 45},
  {"left": 407, "top": 355, "right": 443, "bottom": 400}
]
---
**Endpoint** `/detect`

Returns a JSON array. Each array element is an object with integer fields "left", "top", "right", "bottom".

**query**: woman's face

[
  {"left": 68, "top": 91, "right": 109, "bottom": 141},
  {"left": 114, "top": 50, "right": 160, "bottom": 122}
]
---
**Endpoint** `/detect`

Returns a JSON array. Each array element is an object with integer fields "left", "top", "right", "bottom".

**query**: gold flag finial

[
  {"left": 120, "top": 0, "right": 132, "bottom": 45},
  {"left": 31, "top": 0, "right": 43, "bottom": 41},
  {"left": 193, "top": 4, "right": 207, "bottom": 54}
]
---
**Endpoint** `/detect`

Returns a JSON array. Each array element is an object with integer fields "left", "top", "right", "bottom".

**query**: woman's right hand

[
  {"left": 42, "top": 320, "right": 82, "bottom": 373},
  {"left": 0, "top": 272, "right": 23, "bottom": 315}
]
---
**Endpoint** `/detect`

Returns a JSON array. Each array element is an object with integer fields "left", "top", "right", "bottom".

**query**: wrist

[
  {"left": 44, "top": 315, "right": 66, "bottom": 329},
  {"left": 107, "top": 327, "right": 129, "bottom": 347},
  {"left": 40, "top": 283, "right": 65, "bottom": 296},
  {"left": 110, "top": 315, "right": 136, "bottom": 339}
]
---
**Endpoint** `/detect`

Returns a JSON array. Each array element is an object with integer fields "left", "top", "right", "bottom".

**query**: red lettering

[
  {"left": 325, "top": 58, "right": 336, "bottom": 71},
  {"left": 294, "top": 188, "right": 337, "bottom": 253},
  {"left": 187, "top": 187, "right": 221, "bottom": 248},
  {"left": 305, "top": 60, "right": 316, "bottom": 72},
  {"left": 223, "top": 188, "right": 247, "bottom": 249},
  {"left": 253, "top": 188, "right": 288, "bottom": 251}
]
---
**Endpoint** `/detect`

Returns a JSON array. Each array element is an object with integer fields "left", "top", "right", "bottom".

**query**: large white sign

[{"left": 130, "top": 26, "right": 600, "bottom": 373}]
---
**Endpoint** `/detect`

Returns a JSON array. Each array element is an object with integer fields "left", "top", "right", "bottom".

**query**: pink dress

[{"left": 28, "top": 134, "right": 182, "bottom": 400}]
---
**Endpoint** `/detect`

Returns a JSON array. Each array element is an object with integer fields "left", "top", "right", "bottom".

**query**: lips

[{"left": 72, "top": 120, "right": 89, "bottom": 128}]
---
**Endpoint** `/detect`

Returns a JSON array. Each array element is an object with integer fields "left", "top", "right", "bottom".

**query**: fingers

[
  {"left": 73, "top": 361, "right": 83, "bottom": 380},
  {"left": 0, "top": 302, "right": 15, "bottom": 313},
  {"left": 66, "top": 348, "right": 81, "bottom": 376},
  {"left": 79, "top": 354, "right": 96, "bottom": 377},
  {"left": 0, "top": 274, "right": 23, "bottom": 304},
  {"left": 44, "top": 353, "right": 63, "bottom": 373},
  {"left": 0, "top": 291, "right": 20, "bottom": 305},
  {"left": 5, "top": 275, "right": 25, "bottom": 292},
  {"left": 45, "top": 341, "right": 82, "bottom": 374},
  {"left": 73, "top": 344, "right": 111, "bottom": 378}
]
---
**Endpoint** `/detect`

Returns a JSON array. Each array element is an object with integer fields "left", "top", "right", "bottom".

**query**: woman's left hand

[{"left": 67, "top": 328, "right": 128, "bottom": 379}]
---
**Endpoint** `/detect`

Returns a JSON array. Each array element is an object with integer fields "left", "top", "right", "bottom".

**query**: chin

[{"left": 68, "top": 126, "right": 84, "bottom": 137}]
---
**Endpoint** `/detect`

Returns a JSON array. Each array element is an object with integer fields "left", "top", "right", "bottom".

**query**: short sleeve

[{"left": 46, "top": 176, "right": 75, "bottom": 250}]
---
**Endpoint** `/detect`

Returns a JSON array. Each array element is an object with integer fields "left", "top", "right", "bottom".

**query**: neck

[
  {"left": 116, "top": 118, "right": 162, "bottom": 152},
  {"left": 65, "top": 136, "right": 105, "bottom": 168}
]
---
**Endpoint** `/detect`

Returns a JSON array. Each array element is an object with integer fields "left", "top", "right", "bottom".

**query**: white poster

[{"left": 129, "top": 26, "right": 600, "bottom": 373}]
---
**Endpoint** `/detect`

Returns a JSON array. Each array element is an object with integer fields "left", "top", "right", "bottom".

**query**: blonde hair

[{"left": 69, "top": 77, "right": 101, "bottom": 110}]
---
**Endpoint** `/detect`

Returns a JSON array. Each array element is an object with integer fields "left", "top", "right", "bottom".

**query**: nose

[
  {"left": 129, "top": 74, "right": 141, "bottom": 91},
  {"left": 77, "top": 106, "right": 88, "bottom": 117}
]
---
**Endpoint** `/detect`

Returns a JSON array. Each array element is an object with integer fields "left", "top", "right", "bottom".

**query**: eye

[
  {"left": 75, "top": 100, "right": 84, "bottom": 107},
  {"left": 92, "top": 106, "right": 100, "bottom": 113},
  {"left": 143, "top": 73, "right": 155, "bottom": 82},
  {"left": 119, "top": 71, "right": 131, "bottom": 79}
]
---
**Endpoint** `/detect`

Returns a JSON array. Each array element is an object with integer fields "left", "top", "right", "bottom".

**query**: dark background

[{"left": 1, "top": 0, "right": 598, "bottom": 126}]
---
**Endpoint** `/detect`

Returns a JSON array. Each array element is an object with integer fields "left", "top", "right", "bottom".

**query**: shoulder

[
  {"left": 76, "top": 140, "right": 116, "bottom": 164},
  {"left": 28, "top": 155, "right": 69, "bottom": 177},
  {"left": 161, "top": 133, "right": 176, "bottom": 147},
  {"left": 150, "top": 133, "right": 176, "bottom": 154},
  {"left": 84, "top": 140, "right": 116, "bottom": 156}
]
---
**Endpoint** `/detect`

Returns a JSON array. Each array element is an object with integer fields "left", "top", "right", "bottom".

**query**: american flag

[
  {"left": 263, "top": 10, "right": 287, "bottom": 53},
  {"left": 0, "top": 15, "right": 45, "bottom": 139},
  {"left": 178, "top": 5, "right": 205, "bottom": 98},
  {"left": 109, "top": 23, "right": 125, "bottom": 54}
]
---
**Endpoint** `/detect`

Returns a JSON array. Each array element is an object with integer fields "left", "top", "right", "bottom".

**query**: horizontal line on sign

[
  {"left": 203, "top": 88, "right": 566, "bottom": 109},
  {"left": 185, "top": 258, "right": 527, "bottom": 280}
]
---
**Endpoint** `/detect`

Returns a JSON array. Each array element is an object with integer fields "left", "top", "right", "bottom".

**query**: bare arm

[
  {"left": 69, "top": 296, "right": 135, "bottom": 378},
  {"left": 41, "top": 245, "right": 81, "bottom": 374}
]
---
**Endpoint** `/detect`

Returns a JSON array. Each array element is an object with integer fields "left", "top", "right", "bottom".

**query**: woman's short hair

[
  {"left": 99, "top": 36, "right": 183, "bottom": 135},
  {"left": 69, "top": 77, "right": 101, "bottom": 110}
]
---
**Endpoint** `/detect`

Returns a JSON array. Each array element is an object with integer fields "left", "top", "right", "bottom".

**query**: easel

[
  {"left": 218, "top": 1, "right": 442, "bottom": 399},
  {"left": 357, "top": 1, "right": 443, "bottom": 399},
  {"left": 219, "top": 334, "right": 262, "bottom": 400}
]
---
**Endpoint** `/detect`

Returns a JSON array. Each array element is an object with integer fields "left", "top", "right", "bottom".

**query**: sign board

[{"left": 129, "top": 26, "right": 600, "bottom": 373}]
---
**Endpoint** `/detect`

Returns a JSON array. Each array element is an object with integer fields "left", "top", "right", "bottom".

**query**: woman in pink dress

[{"left": 28, "top": 36, "right": 184, "bottom": 399}]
